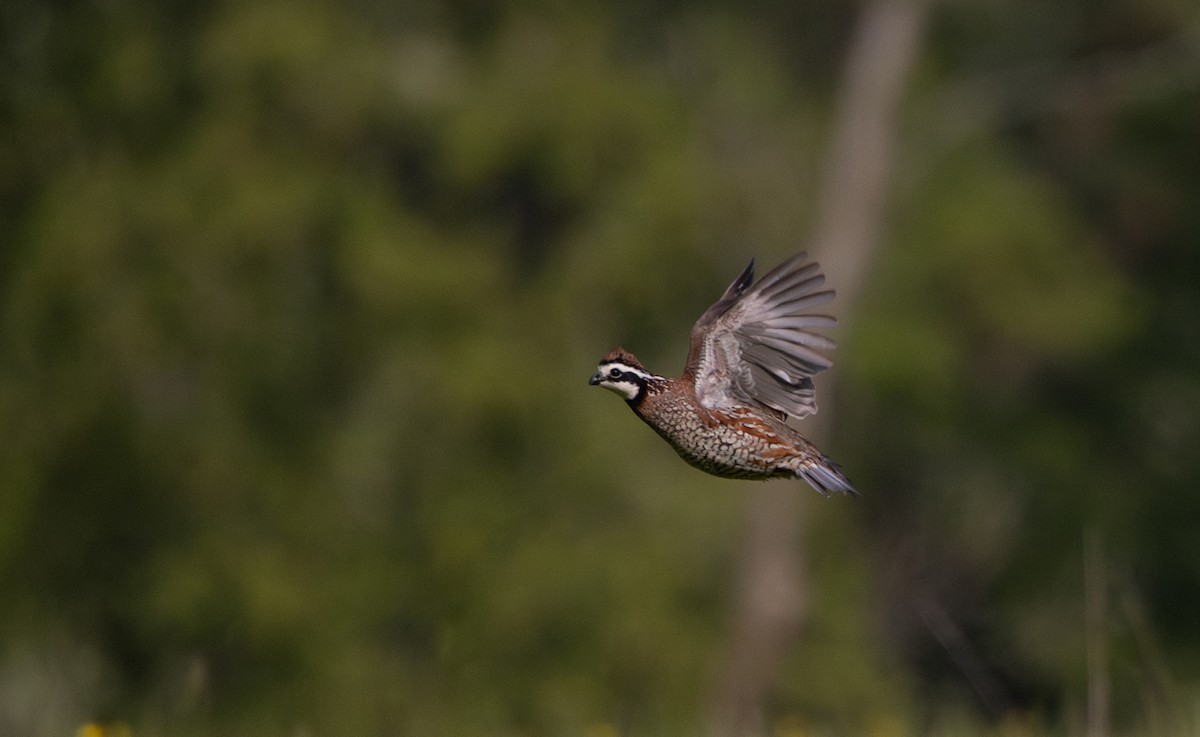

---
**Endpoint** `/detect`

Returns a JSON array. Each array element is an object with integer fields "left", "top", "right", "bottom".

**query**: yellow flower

[{"left": 77, "top": 723, "right": 132, "bottom": 737}]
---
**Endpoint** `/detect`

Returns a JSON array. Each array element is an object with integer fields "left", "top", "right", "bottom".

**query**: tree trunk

[{"left": 706, "top": 2, "right": 928, "bottom": 735}]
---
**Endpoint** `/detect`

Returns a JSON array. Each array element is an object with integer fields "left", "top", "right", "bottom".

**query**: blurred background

[{"left": 3, "top": 0, "right": 1200, "bottom": 735}]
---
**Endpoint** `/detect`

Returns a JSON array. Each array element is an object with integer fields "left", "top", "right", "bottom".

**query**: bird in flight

[{"left": 589, "top": 252, "right": 855, "bottom": 495}]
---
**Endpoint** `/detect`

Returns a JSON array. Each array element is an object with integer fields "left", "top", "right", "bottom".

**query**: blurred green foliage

[{"left": 2, "top": 0, "right": 1199, "bottom": 735}]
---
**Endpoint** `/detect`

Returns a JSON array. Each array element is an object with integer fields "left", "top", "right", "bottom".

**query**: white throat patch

[{"left": 600, "top": 378, "right": 641, "bottom": 401}]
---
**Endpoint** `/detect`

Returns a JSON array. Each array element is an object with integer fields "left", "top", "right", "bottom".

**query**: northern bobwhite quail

[{"left": 589, "top": 252, "right": 855, "bottom": 495}]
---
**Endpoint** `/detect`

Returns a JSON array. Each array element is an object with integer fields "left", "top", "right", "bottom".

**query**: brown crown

[{"left": 600, "top": 347, "right": 645, "bottom": 371}]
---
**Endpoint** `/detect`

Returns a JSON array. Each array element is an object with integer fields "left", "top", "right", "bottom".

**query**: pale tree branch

[{"left": 1086, "top": 530, "right": 1110, "bottom": 737}]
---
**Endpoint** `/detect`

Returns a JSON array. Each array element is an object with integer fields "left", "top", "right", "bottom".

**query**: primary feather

[{"left": 685, "top": 252, "right": 838, "bottom": 420}]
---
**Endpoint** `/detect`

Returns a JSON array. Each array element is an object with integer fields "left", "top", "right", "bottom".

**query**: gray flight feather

[{"left": 686, "top": 252, "right": 839, "bottom": 420}]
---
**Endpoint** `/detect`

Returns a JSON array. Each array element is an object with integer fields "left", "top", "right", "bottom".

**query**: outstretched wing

[{"left": 684, "top": 252, "right": 837, "bottom": 419}]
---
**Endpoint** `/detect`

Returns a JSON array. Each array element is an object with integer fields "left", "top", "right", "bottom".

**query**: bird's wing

[{"left": 684, "top": 252, "right": 837, "bottom": 419}]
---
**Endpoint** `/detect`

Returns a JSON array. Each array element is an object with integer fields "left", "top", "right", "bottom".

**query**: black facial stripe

[{"left": 606, "top": 371, "right": 645, "bottom": 385}]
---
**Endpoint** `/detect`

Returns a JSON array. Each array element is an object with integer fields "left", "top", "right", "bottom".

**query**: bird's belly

[
  {"left": 667, "top": 435, "right": 786, "bottom": 479},
  {"left": 642, "top": 405, "right": 795, "bottom": 480}
]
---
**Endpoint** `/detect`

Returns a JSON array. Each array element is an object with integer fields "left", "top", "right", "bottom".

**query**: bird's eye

[{"left": 608, "top": 368, "right": 622, "bottom": 379}]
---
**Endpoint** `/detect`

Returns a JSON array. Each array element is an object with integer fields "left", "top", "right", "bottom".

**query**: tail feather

[{"left": 798, "top": 457, "right": 858, "bottom": 497}]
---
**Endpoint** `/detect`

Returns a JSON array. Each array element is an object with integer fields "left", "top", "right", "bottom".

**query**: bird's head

[{"left": 589, "top": 348, "right": 654, "bottom": 403}]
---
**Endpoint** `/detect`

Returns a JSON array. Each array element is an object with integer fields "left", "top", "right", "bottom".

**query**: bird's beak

[{"left": 588, "top": 373, "right": 602, "bottom": 386}]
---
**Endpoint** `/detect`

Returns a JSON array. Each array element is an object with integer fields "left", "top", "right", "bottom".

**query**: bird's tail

[{"left": 797, "top": 455, "right": 857, "bottom": 497}]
